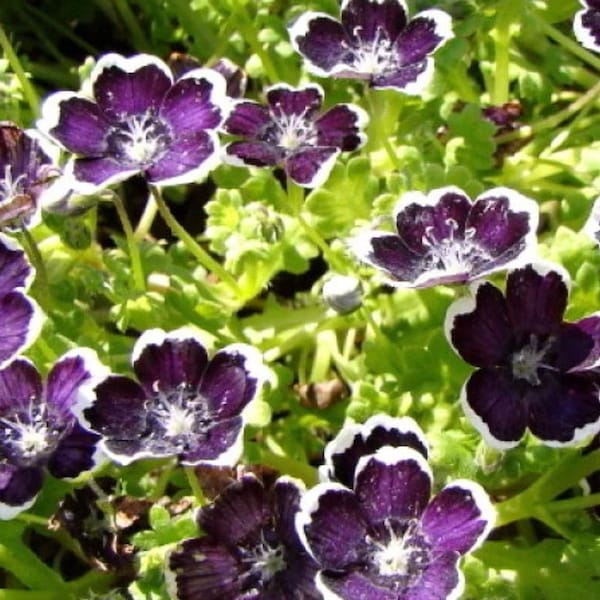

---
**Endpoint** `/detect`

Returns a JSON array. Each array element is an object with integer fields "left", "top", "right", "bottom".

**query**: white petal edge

[
  {"left": 265, "top": 81, "right": 325, "bottom": 107},
  {"left": 362, "top": 413, "right": 429, "bottom": 456},
  {"left": 582, "top": 195, "right": 600, "bottom": 246},
  {"left": 573, "top": 9, "right": 600, "bottom": 53},
  {"left": 64, "top": 158, "right": 140, "bottom": 195},
  {"left": 288, "top": 148, "right": 341, "bottom": 189},
  {"left": 315, "top": 572, "right": 345, "bottom": 600},
  {"left": 0, "top": 494, "right": 38, "bottom": 521},
  {"left": 411, "top": 8, "right": 455, "bottom": 51}
]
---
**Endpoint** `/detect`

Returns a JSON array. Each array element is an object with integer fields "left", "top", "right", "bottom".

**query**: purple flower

[
  {"left": 319, "top": 414, "right": 428, "bottom": 488},
  {"left": 0, "top": 349, "right": 107, "bottom": 519},
  {"left": 166, "top": 475, "right": 320, "bottom": 600},
  {"left": 223, "top": 83, "right": 368, "bottom": 188},
  {"left": 351, "top": 186, "right": 539, "bottom": 288},
  {"left": 445, "top": 262, "right": 600, "bottom": 449},
  {"left": 574, "top": 1, "right": 600, "bottom": 52},
  {"left": 38, "top": 53, "right": 229, "bottom": 192},
  {"left": 0, "top": 234, "right": 43, "bottom": 367},
  {"left": 297, "top": 447, "right": 495, "bottom": 600},
  {"left": 288, "top": 0, "right": 453, "bottom": 93},
  {"left": 0, "top": 122, "right": 64, "bottom": 229},
  {"left": 83, "top": 328, "right": 269, "bottom": 466}
]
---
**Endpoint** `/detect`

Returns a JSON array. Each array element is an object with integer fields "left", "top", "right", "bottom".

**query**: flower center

[
  {"left": 146, "top": 383, "right": 209, "bottom": 448},
  {"left": 0, "top": 398, "right": 65, "bottom": 465},
  {"left": 511, "top": 335, "right": 551, "bottom": 386},
  {"left": 369, "top": 520, "right": 430, "bottom": 580},
  {"left": 241, "top": 531, "right": 287, "bottom": 584},
  {"left": 271, "top": 109, "right": 316, "bottom": 151},
  {"left": 349, "top": 27, "right": 396, "bottom": 75},
  {"left": 107, "top": 112, "right": 172, "bottom": 167}
]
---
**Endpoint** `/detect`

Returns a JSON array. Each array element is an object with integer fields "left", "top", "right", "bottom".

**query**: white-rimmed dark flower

[
  {"left": 166, "top": 475, "right": 320, "bottom": 600},
  {"left": 574, "top": 1, "right": 600, "bottom": 53},
  {"left": 83, "top": 328, "right": 269, "bottom": 466},
  {"left": 0, "top": 122, "right": 64, "bottom": 229},
  {"left": 445, "top": 262, "right": 600, "bottom": 449},
  {"left": 38, "top": 53, "right": 229, "bottom": 193},
  {"left": 297, "top": 447, "right": 495, "bottom": 600},
  {"left": 0, "top": 349, "right": 107, "bottom": 519},
  {"left": 319, "top": 414, "right": 428, "bottom": 488},
  {"left": 223, "top": 83, "right": 368, "bottom": 188},
  {"left": 0, "top": 234, "right": 44, "bottom": 367},
  {"left": 288, "top": 0, "right": 453, "bottom": 93},
  {"left": 351, "top": 186, "right": 539, "bottom": 288}
]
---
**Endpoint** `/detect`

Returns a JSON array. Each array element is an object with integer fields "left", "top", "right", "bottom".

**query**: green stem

[
  {"left": 151, "top": 458, "right": 176, "bottom": 500},
  {"left": 0, "top": 592, "right": 64, "bottom": 600},
  {"left": 0, "top": 23, "right": 39, "bottom": 117},
  {"left": 545, "top": 492, "right": 600, "bottom": 513},
  {"left": 288, "top": 179, "right": 346, "bottom": 272},
  {"left": 112, "top": 0, "right": 150, "bottom": 51},
  {"left": 19, "top": 226, "right": 49, "bottom": 300},
  {"left": 533, "top": 11, "right": 600, "bottom": 73},
  {"left": 0, "top": 542, "right": 65, "bottom": 590},
  {"left": 492, "top": 0, "right": 515, "bottom": 105},
  {"left": 364, "top": 88, "right": 401, "bottom": 169},
  {"left": 185, "top": 466, "right": 206, "bottom": 506},
  {"left": 150, "top": 186, "right": 242, "bottom": 297},
  {"left": 111, "top": 191, "right": 145, "bottom": 292},
  {"left": 259, "top": 447, "right": 319, "bottom": 486},
  {"left": 496, "top": 77, "right": 600, "bottom": 144},
  {"left": 134, "top": 192, "right": 158, "bottom": 241}
]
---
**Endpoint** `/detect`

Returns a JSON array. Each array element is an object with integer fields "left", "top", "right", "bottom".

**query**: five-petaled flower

[
  {"left": 574, "top": 1, "right": 600, "bottom": 53},
  {"left": 0, "top": 122, "right": 64, "bottom": 229},
  {"left": 0, "top": 234, "right": 43, "bottom": 367},
  {"left": 296, "top": 446, "right": 494, "bottom": 600},
  {"left": 0, "top": 349, "right": 107, "bottom": 519},
  {"left": 223, "top": 83, "right": 368, "bottom": 188},
  {"left": 319, "top": 414, "right": 428, "bottom": 487},
  {"left": 38, "top": 53, "right": 229, "bottom": 192},
  {"left": 351, "top": 186, "right": 539, "bottom": 288},
  {"left": 166, "top": 474, "right": 320, "bottom": 600},
  {"left": 445, "top": 262, "right": 600, "bottom": 449},
  {"left": 83, "top": 328, "right": 269, "bottom": 466},
  {"left": 288, "top": 0, "right": 453, "bottom": 93}
]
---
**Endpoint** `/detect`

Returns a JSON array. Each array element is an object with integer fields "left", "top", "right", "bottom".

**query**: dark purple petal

[
  {"left": 314, "top": 104, "right": 367, "bottom": 151},
  {"left": 403, "top": 552, "right": 462, "bottom": 600},
  {"left": 288, "top": 14, "right": 352, "bottom": 75},
  {"left": 572, "top": 315, "right": 600, "bottom": 370},
  {"left": 45, "top": 349, "right": 104, "bottom": 419},
  {"left": 466, "top": 191, "right": 537, "bottom": 277},
  {"left": 445, "top": 282, "right": 513, "bottom": 368},
  {"left": 132, "top": 330, "right": 209, "bottom": 396},
  {"left": 46, "top": 95, "right": 109, "bottom": 155},
  {"left": 394, "top": 10, "right": 452, "bottom": 65},
  {"left": 527, "top": 372, "right": 600, "bottom": 445},
  {"left": 0, "top": 463, "right": 43, "bottom": 519},
  {"left": 225, "top": 141, "right": 281, "bottom": 167},
  {"left": 354, "top": 447, "right": 432, "bottom": 524},
  {"left": 266, "top": 84, "right": 323, "bottom": 119},
  {"left": 551, "top": 323, "right": 594, "bottom": 372},
  {"left": 71, "top": 156, "right": 138, "bottom": 188},
  {"left": 0, "top": 292, "right": 42, "bottom": 368},
  {"left": 46, "top": 421, "right": 101, "bottom": 479},
  {"left": 505, "top": 264, "right": 569, "bottom": 338},
  {"left": 575, "top": 7, "right": 600, "bottom": 52},
  {"left": 199, "top": 344, "right": 265, "bottom": 419},
  {"left": 167, "top": 537, "right": 243, "bottom": 600},
  {"left": 273, "top": 477, "right": 304, "bottom": 550},
  {"left": 181, "top": 417, "right": 244, "bottom": 466},
  {"left": 395, "top": 189, "right": 471, "bottom": 255},
  {"left": 0, "top": 358, "right": 42, "bottom": 412},
  {"left": 297, "top": 483, "right": 369, "bottom": 570},
  {"left": 84, "top": 375, "right": 147, "bottom": 441},
  {"left": 324, "top": 415, "right": 428, "bottom": 487},
  {"left": 371, "top": 60, "right": 430, "bottom": 91},
  {"left": 462, "top": 368, "right": 528, "bottom": 449},
  {"left": 341, "top": 0, "right": 408, "bottom": 43},
  {"left": 285, "top": 146, "right": 338, "bottom": 188},
  {"left": 224, "top": 101, "right": 272, "bottom": 138},
  {"left": 92, "top": 56, "right": 172, "bottom": 120},
  {"left": 160, "top": 72, "right": 224, "bottom": 135},
  {"left": 319, "top": 570, "right": 397, "bottom": 600},
  {"left": 146, "top": 130, "right": 218, "bottom": 186},
  {"left": 211, "top": 58, "right": 247, "bottom": 98},
  {"left": 198, "top": 475, "right": 267, "bottom": 546},
  {"left": 0, "top": 123, "right": 49, "bottom": 179},
  {"left": 0, "top": 236, "right": 32, "bottom": 291},
  {"left": 353, "top": 232, "right": 424, "bottom": 285},
  {"left": 421, "top": 481, "right": 494, "bottom": 554}
]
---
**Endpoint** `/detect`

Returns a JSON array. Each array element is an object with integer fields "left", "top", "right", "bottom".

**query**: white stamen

[
  {"left": 349, "top": 27, "right": 396, "bottom": 75},
  {"left": 511, "top": 335, "right": 552, "bottom": 386},
  {"left": 273, "top": 107, "right": 316, "bottom": 150}
]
